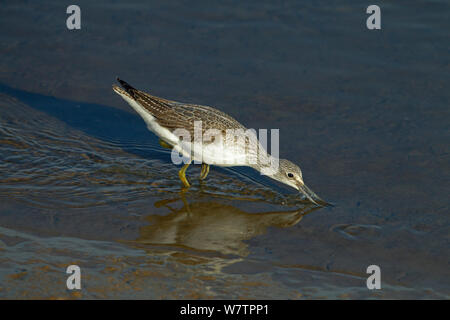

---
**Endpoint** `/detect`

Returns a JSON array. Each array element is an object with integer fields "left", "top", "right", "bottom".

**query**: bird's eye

[{"left": 287, "top": 173, "right": 294, "bottom": 178}]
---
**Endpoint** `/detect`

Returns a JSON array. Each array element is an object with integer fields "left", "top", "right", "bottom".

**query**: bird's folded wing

[{"left": 131, "top": 89, "right": 245, "bottom": 139}]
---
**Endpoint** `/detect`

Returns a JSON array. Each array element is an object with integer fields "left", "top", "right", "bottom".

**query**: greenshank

[{"left": 113, "top": 78, "right": 324, "bottom": 204}]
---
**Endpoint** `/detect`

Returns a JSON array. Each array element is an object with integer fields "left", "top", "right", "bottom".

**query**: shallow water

[{"left": 0, "top": 1, "right": 449, "bottom": 299}]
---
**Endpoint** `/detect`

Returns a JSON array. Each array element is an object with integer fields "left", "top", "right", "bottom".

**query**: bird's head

[{"left": 272, "top": 159, "right": 325, "bottom": 205}]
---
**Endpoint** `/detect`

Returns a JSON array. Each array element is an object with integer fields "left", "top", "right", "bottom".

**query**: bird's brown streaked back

[{"left": 114, "top": 78, "right": 245, "bottom": 137}]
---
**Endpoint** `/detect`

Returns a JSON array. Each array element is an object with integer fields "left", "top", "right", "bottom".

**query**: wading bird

[{"left": 113, "top": 78, "right": 325, "bottom": 204}]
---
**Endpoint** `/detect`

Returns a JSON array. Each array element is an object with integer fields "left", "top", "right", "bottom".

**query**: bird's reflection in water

[{"left": 132, "top": 193, "right": 319, "bottom": 261}]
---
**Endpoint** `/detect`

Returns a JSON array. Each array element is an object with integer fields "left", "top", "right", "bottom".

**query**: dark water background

[{"left": 0, "top": 0, "right": 448, "bottom": 298}]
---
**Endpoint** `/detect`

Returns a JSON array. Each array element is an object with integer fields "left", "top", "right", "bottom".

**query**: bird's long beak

[{"left": 297, "top": 182, "right": 331, "bottom": 206}]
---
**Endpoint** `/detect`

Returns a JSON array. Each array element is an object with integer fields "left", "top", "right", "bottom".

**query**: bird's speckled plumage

[{"left": 113, "top": 79, "right": 245, "bottom": 138}]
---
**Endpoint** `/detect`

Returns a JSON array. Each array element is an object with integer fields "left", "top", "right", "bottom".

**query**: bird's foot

[
  {"left": 159, "top": 139, "right": 173, "bottom": 149},
  {"left": 178, "top": 162, "right": 191, "bottom": 188},
  {"left": 199, "top": 164, "right": 210, "bottom": 180}
]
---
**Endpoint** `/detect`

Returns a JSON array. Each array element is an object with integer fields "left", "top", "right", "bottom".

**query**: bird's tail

[{"left": 116, "top": 77, "right": 135, "bottom": 91}]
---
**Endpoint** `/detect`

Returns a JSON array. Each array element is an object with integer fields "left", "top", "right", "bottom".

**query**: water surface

[{"left": 0, "top": 0, "right": 448, "bottom": 299}]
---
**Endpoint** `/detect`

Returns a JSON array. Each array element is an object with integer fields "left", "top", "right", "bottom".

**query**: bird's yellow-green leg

[
  {"left": 178, "top": 161, "right": 191, "bottom": 188},
  {"left": 199, "top": 163, "right": 210, "bottom": 180},
  {"left": 159, "top": 139, "right": 172, "bottom": 149}
]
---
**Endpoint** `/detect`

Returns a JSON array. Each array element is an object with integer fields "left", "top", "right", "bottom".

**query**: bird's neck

[{"left": 250, "top": 154, "right": 280, "bottom": 177}]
